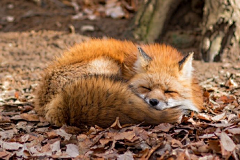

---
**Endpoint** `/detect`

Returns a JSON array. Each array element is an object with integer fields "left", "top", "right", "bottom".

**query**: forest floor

[{"left": 0, "top": 0, "right": 240, "bottom": 159}]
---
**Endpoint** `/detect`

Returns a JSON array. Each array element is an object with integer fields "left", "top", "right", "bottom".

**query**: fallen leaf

[
  {"left": 61, "top": 125, "right": 81, "bottom": 134},
  {"left": 211, "top": 112, "right": 225, "bottom": 122},
  {"left": 20, "top": 134, "right": 30, "bottom": 142},
  {"left": 81, "top": 25, "right": 95, "bottom": 32},
  {"left": 15, "top": 144, "right": 30, "bottom": 158},
  {"left": 50, "top": 140, "right": 60, "bottom": 153},
  {"left": 99, "top": 138, "right": 112, "bottom": 146},
  {"left": 117, "top": 151, "right": 134, "bottom": 160},
  {"left": 197, "top": 113, "right": 212, "bottom": 121},
  {"left": 171, "top": 139, "right": 183, "bottom": 148},
  {"left": 46, "top": 131, "right": 58, "bottom": 139},
  {"left": 0, "top": 141, "right": 23, "bottom": 150},
  {"left": 0, "top": 115, "right": 11, "bottom": 123},
  {"left": 208, "top": 140, "right": 221, "bottom": 153},
  {"left": 225, "top": 78, "right": 238, "bottom": 88},
  {"left": 20, "top": 113, "right": 39, "bottom": 122},
  {"left": 10, "top": 115, "right": 23, "bottom": 121},
  {"left": 199, "top": 133, "right": 216, "bottom": 139},
  {"left": 197, "top": 144, "right": 209, "bottom": 153},
  {"left": 20, "top": 105, "right": 33, "bottom": 113},
  {"left": 216, "top": 95, "right": 235, "bottom": 104},
  {"left": 0, "top": 151, "right": 9, "bottom": 159},
  {"left": 0, "top": 130, "right": 15, "bottom": 140},
  {"left": 28, "top": 146, "right": 40, "bottom": 155},
  {"left": 14, "top": 91, "right": 20, "bottom": 99},
  {"left": 66, "top": 144, "right": 79, "bottom": 157},
  {"left": 78, "top": 134, "right": 92, "bottom": 155},
  {"left": 55, "top": 129, "right": 72, "bottom": 141},
  {"left": 175, "top": 151, "right": 187, "bottom": 160},
  {"left": 106, "top": 6, "right": 125, "bottom": 19},
  {"left": 35, "top": 127, "right": 49, "bottom": 132},
  {"left": 220, "top": 132, "right": 236, "bottom": 152},
  {"left": 209, "top": 123, "right": 233, "bottom": 128},
  {"left": 110, "top": 117, "right": 122, "bottom": 129},
  {"left": 41, "top": 143, "right": 51, "bottom": 153},
  {"left": 152, "top": 123, "right": 173, "bottom": 132},
  {"left": 133, "top": 127, "right": 149, "bottom": 141},
  {"left": 227, "top": 128, "right": 240, "bottom": 135},
  {"left": 150, "top": 142, "right": 170, "bottom": 158},
  {"left": 114, "top": 131, "right": 135, "bottom": 141}
]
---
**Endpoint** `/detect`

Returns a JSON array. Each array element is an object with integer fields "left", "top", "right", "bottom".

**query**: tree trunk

[
  {"left": 131, "top": 0, "right": 182, "bottom": 43},
  {"left": 200, "top": 0, "right": 240, "bottom": 62},
  {"left": 130, "top": 0, "right": 240, "bottom": 62}
]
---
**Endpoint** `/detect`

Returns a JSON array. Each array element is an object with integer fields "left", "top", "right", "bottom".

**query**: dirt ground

[
  {"left": 1, "top": 0, "right": 239, "bottom": 80},
  {"left": 1, "top": 0, "right": 239, "bottom": 88},
  {"left": 0, "top": 0, "right": 240, "bottom": 159}
]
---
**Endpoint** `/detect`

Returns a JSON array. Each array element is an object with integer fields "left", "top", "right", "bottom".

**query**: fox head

[{"left": 129, "top": 45, "right": 199, "bottom": 112}]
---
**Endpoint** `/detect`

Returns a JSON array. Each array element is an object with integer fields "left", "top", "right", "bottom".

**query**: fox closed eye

[
  {"left": 141, "top": 86, "right": 151, "bottom": 91},
  {"left": 164, "top": 90, "right": 177, "bottom": 94}
]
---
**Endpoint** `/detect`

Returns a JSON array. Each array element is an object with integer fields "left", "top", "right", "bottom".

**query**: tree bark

[
  {"left": 130, "top": 0, "right": 240, "bottom": 62},
  {"left": 200, "top": 0, "right": 240, "bottom": 62},
  {"left": 131, "top": 0, "right": 182, "bottom": 43}
]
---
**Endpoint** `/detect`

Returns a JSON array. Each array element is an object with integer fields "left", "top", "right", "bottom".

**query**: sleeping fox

[{"left": 35, "top": 39, "right": 203, "bottom": 129}]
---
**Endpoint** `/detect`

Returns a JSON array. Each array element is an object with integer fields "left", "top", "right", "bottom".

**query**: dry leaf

[
  {"left": 114, "top": 131, "right": 135, "bottom": 141},
  {"left": 78, "top": 134, "right": 92, "bottom": 155},
  {"left": 209, "top": 123, "right": 233, "bottom": 128},
  {"left": 0, "top": 115, "right": 11, "bottom": 123},
  {"left": 117, "top": 151, "right": 134, "bottom": 160},
  {"left": 227, "top": 128, "right": 240, "bottom": 135},
  {"left": 199, "top": 133, "right": 216, "bottom": 139},
  {"left": 61, "top": 125, "right": 81, "bottom": 134},
  {"left": 50, "top": 140, "right": 60, "bottom": 153},
  {"left": 20, "top": 134, "right": 30, "bottom": 142},
  {"left": 55, "top": 129, "right": 72, "bottom": 141},
  {"left": 66, "top": 144, "right": 80, "bottom": 157},
  {"left": 197, "top": 113, "right": 212, "bottom": 121},
  {"left": 0, "top": 130, "right": 15, "bottom": 140},
  {"left": 20, "top": 113, "right": 39, "bottom": 122},
  {"left": 0, "top": 141, "right": 23, "bottom": 150},
  {"left": 220, "top": 132, "right": 236, "bottom": 152},
  {"left": 171, "top": 139, "right": 183, "bottom": 148},
  {"left": 0, "top": 151, "right": 9, "bottom": 159},
  {"left": 46, "top": 131, "right": 58, "bottom": 139},
  {"left": 208, "top": 140, "right": 221, "bottom": 153},
  {"left": 225, "top": 78, "right": 238, "bottom": 88},
  {"left": 99, "top": 138, "right": 112, "bottom": 146},
  {"left": 216, "top": 95, "right": 235, "bottom": 104},
  {"left": 110, "top": 117, "right": 122, "bottom": 129},
  {"left": 152, "top": 123, "right": 173, "bottom": 132},
  {"left": 211, "top": 112, "right": 225, "bottom": 122}
]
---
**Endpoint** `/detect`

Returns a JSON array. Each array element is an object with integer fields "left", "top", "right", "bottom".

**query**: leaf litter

[{"left": 0, "top": 31, "right": 240, "bottom": 159}]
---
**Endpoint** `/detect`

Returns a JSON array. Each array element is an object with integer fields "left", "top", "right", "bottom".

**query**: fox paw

[
  {"left": 45, "top": 108, "right": 65, "bottom": 127},
  {"left": 44, "top": 95, "right": 67, "bottom": 127}
]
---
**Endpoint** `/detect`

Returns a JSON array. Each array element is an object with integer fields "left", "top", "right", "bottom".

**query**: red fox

[{"left": 35, "top": 39, "right": 203, "bottom": 129}]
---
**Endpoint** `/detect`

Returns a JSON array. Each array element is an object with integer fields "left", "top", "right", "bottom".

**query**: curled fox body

[{"left": 35, "top": 39, "right": 203, "bottom": 128}]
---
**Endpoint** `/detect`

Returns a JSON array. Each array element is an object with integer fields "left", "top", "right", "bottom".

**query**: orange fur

[{"left": 35, "top": 38, "right": 203, "bottom": 129}]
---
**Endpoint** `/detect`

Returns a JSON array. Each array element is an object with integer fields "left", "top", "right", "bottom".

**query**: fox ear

[
  {"left": 134, "top": 47, "right": 152, "bottom": 71},
  {"left": 179, "top": 52, "right": 194, "bottom": 79}
]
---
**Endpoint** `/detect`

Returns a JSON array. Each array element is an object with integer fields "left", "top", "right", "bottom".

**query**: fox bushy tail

[{"left": 43, "top": 76, "right": 182, "bottom": 128}]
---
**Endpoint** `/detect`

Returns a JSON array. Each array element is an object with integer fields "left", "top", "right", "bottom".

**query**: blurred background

[{"left": 1, "top": 0, "right": 239, "bottom": 62}]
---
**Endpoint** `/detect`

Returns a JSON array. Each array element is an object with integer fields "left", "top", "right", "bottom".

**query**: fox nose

[{"left": 149, "top": 99, "right": 159, "bottom": 106}]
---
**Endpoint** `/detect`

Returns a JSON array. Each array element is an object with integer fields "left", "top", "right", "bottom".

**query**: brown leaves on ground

[
  {"left": 0, "top": 98, "right": 240, "bottom": 160},
  {"left": 0, "top": 71, "right": 240, "bottom": 159}
]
